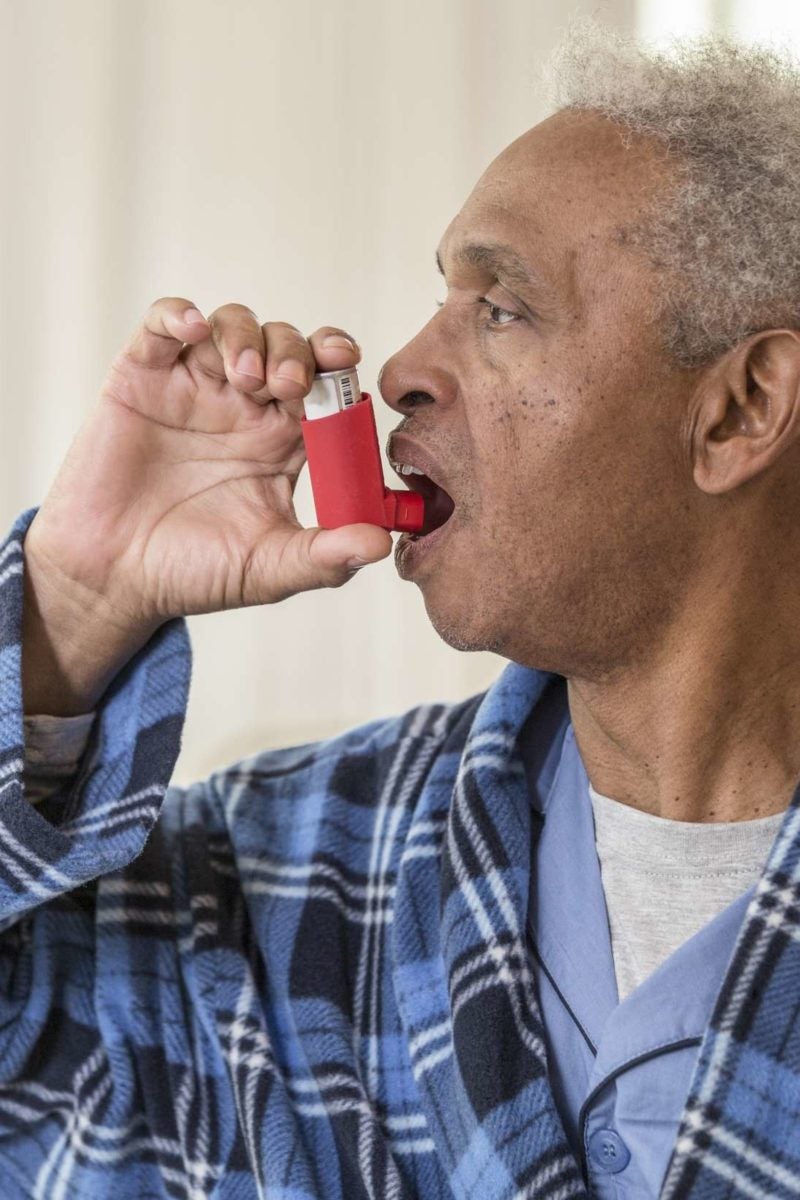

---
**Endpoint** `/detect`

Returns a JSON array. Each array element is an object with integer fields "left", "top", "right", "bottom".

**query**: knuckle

[
  {"left": 266, "top": 324, "right": 314, "bottom": 368},
  {"left": 135, "top": 299, "right": 200, "bottom": 353},
  {"left": 205, "top": 306, "right": 266, "bottom": 369},
  {"left": 266, "top": 321, "right": 308, "bottom": 347},
  {"left": 317, "top": 325, "right": 353, "bottom": 339},
  {"left": 266, "top": 320, "right": 301, "bottom": 333},
  {"left": 312, "top": 326, "right": 359, "bottom": 347},
  {"left": 150, "top": 296, "right": 194, "bottom": 315},
  {"left": 207, "top": 302, "right": 260, "bottom": 328}
]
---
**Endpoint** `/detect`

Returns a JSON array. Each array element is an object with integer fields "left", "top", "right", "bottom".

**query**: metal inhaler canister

[{"left": 300, "top": 367, "right": 425, "bottom": 533}]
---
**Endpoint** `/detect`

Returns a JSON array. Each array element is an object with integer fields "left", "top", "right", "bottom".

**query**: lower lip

[{"left": 395, "top": 513, "right": 456, "bottom": 575}]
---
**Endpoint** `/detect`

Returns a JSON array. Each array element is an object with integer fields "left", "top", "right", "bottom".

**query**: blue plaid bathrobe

[{"left": 0, "top": 505, "right": 799, "bottom": 1199}]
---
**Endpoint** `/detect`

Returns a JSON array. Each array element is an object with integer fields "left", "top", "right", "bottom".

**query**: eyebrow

[{"left": 435, "top": 242, "right": 546, "bottom": 297}]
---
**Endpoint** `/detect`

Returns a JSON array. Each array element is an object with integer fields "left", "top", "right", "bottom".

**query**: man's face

[{"left": 379, "top": 109, "right": 703, "bottom": 680}]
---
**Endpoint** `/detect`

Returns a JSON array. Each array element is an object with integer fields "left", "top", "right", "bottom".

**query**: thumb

[
  {"left": 308, "top": 523, "right": 394, "bottom": 580},
  {"left": 246, "top": 522, "right": 394, "bottom": 603}
]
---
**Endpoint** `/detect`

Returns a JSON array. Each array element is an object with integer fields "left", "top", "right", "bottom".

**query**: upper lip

[{"left": 386, "top": 433, "right": 451, "bottom": 495}]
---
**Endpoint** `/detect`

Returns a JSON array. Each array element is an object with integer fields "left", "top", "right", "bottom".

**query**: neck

[{"left": 566, "top": 567, "right": 800, "bottom": 824}]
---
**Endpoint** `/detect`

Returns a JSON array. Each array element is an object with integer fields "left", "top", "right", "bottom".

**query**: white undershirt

[{"left": 588, "top": 784, "right": 786, "bottom": 1001}]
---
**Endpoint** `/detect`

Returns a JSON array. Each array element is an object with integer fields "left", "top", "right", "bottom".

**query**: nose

[{"left": 378, "top": 319, "right": 456, "bottom": 417}]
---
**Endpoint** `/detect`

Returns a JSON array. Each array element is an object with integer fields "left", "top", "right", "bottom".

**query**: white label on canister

[{"left": 304, "top": 368, "right": 362, "bottom": 420}]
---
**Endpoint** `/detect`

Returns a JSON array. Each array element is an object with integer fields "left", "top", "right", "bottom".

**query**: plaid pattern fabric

[{"left": 1, "top": 505, "right": 799, "bottom": 1199}]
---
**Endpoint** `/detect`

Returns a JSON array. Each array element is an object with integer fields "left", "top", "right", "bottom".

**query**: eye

[
  {"left": 478, "top": 298, "right": 519, "bottom": 326},
  {"left": 433, "top": 297, "right": 523, "bottom": 327}
]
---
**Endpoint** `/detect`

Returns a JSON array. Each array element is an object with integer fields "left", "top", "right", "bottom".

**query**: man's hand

[{"left": 21, "top": 299, "right": 392, "bottom": 715}]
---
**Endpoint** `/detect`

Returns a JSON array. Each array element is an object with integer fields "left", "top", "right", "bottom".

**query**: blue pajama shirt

[
  {"left": 518, "top": 681, "right": 753, "bottom": 1196},
  {"left": 1, "top": 505, "right": 800, "bottom": 1199}
]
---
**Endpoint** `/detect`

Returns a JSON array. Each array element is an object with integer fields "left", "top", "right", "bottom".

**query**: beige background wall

[{"left": 1, "top": 0, "right": 792, "bottom": 786}]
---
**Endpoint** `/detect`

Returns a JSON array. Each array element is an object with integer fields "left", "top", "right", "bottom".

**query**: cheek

[
  {"left": 454, "top": 341, "right": 667, "bottom": 550},
  {"left": 476, "top": 388, "right": 682, "bottom": 586},
  {"left": 469, "top": 384, "right": 570, "bottom": 538}
]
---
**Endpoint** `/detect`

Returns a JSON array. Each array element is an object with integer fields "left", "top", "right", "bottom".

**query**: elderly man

[{"left": 3, "top": 22, "right": 799, "bottom": 1200}]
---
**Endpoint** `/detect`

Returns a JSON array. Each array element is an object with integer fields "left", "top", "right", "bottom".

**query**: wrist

[{"left": 21, "top": 537, "right": 161, "bottom": 717}]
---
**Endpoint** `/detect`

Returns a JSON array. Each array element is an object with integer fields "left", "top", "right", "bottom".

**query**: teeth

[{"left": 391, "top": 461, "right": 426, "bottom": 476}]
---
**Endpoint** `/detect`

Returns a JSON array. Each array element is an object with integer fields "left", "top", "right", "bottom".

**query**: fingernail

[
  {"left": 347, "top": 557, "right": 369, "bottom": 572},
  {"left": 235, "top": 348, "right": 264, "bottom": 379},
  {"left": 274, "top": 358, "right": 307, "bottom": 387},
  {"left": 322, "top": 334, "right": 358, "bottom": 351},
  {"left": 183, "top": 308, "right": 207, "bottom": 326}
]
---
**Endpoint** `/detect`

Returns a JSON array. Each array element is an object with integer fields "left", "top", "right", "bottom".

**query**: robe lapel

[
  {"left": 392, "top": 664, "right": 587, "bottom": 1200},
  {"left": 661, "top": 786, "right": 800, "bottom": 1198}
]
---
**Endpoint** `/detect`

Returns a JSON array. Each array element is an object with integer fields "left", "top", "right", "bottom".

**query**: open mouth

[{"left": 391, "top": 463, "right": 456, "bottom": 538}]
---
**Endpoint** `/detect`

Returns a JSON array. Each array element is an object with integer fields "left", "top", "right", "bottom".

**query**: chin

[
  {"left": 422, "top": 596, "right": 506, "bottom": 655},
  {"left": 422, "top": 587, "right": 569, "bottom": 674}
]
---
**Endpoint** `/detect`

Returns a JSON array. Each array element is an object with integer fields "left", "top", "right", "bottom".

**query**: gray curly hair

[{"left": 544, "top": 21, "right": 800, "bottom": 368}]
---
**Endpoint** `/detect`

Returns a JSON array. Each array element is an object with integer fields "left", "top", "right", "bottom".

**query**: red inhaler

[{"left": 300, "top": 368, "right": 425, "bottom": 533}]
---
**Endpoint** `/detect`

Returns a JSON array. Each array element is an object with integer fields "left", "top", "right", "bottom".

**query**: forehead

[{"left": 441, "top": 110, "right": 668, "bottom": 286}]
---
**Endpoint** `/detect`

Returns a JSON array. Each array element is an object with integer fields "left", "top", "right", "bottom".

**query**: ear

[{"left": 693, "top": 330, "right": 800, "bottom": 496}]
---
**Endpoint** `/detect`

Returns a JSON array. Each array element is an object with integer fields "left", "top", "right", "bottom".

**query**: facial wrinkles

[
  {"left": 440, "top": 241, "right": 564, "bottom": 334},
  {"left": 485, "top": 143, "right": 664, "bottom": 337},
  {"left": 404, "top": 129, "right": 664, "bottom": 558},
  {"left": 438, "top": 240, "right": 549, "bottom": 315},
  {"left": 439, "top": 141, "right": 602, "bottom": 348},
  {"left": 386, "top": 118, "right": 705, "bottom": 677},
  {"left": 469, "top": 161, "right": 581, "bottom": 274}
]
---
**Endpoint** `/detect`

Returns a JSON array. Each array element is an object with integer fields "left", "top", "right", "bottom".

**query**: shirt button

[{"left": 588, "top": 1128, "right": 631, "bottom": 1174}]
